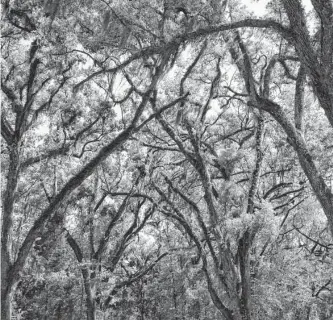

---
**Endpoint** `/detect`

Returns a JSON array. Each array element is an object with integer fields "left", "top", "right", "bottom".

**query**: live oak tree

[
  {"left": 63, "top": 162, "right": 168, "bottom": 320},
  {"left": 75, "top": 0, "right": 333, "bottom": 237},
  {"left": 1, "top": 1, "right": 184, "bottom": 318},
  {"left": 139, "top": 66, "right": 306, "bottom": 319},
  {"left": 1, "top": 0, "right": 333, "bottom": 319}
]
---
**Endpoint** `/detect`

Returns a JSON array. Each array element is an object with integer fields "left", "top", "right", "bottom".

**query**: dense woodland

[{"left": 1, "top": 0, "right": 333, "bottom": 319}]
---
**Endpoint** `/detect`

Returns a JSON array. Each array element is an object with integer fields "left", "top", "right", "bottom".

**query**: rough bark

[
  {"left": 66, "top": 230, "right": 96, "bottom": 320},
  {"left": 76, "top": 19, "right": 294, "bottom": 90},
  {"left": 226, "top": 31, "right": 266, "bottom": 320},
  {"left": 1, "top": 64, "right": 166, "bottom": 318},
  {"left": 294, "top": 64, "right": 306, "bottom": 131},
  {"left": 153, "top": 113, "right": 243, "bottom": 319},
  {"left": 73, "top": 4, "right": 332, "bottom": 130},
  {"left": 225, "top": 15, "right": 333, "bottom": 239},
  {"left": 65, "top": 192, "right": 155, "bottom": 317},
  {"left": 250, "top": 97, "right": 333, "bottom": 237},
  {"left": 281, "top": 0, "right": 333, "bottom": 128},
  {"left": 237, "top": 114, "right": 264, "bottom": 320}
]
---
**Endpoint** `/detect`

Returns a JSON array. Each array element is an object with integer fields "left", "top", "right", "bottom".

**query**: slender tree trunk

[
  {"left": 1, "top": 250, "right": 10, "bottom": 320},
  {"left": 1, "top": 275, "right": 19, "bottom": 320},
  {"left": 237, "top": 115, "right": 264, "bottom": 320},
  {"left": 140, "top": 281, "right": 145, "bottom": 320},
  {"left": 1, "top": 143, "right": 21, "bottom": 320},
  {"left": 1, "top": 286, "right": 11, "bottom": 320},
  {"left": 237, "top": 232, "right": 251, "bottom": 320},
  {"left": 82, "top": 268, "right": 95, "bottom": 320}
]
